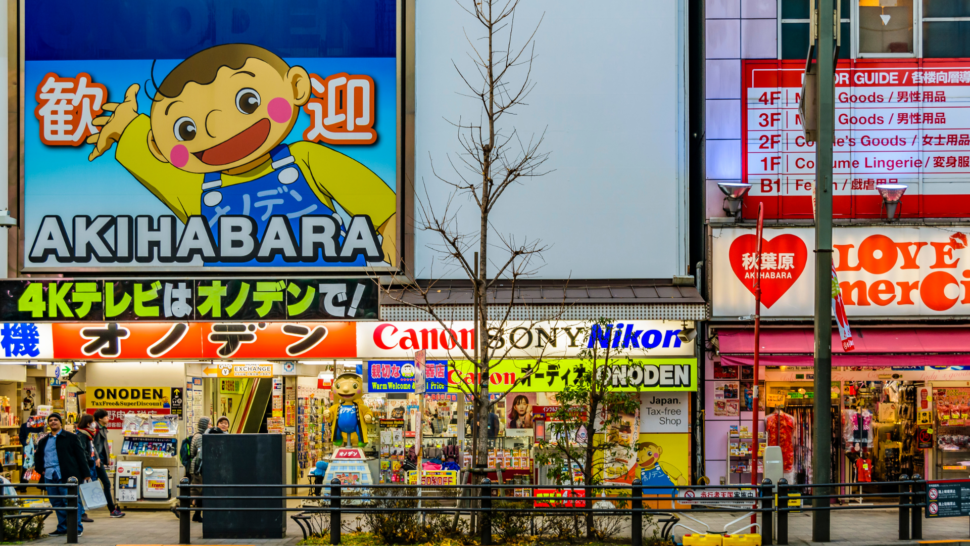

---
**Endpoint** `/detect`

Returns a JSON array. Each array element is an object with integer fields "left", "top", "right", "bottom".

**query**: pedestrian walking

[
  {"left": 76, "top": 414, "right": 98, "bottom": 523},
  {"left": 189, "top": 417, "right": 210, "bottom": 522},
  {"left": 92, "top": 409, "right": 125, "bottom": 517},
  {"left": 35, "top": 413, "right": 92, "bottom": 537}
]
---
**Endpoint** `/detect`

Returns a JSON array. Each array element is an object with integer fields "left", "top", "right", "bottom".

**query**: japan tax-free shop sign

[
  {"left": 712, "top": 225, "right": 970, "bottom": 317},
  {"left": 24, "top": 0, "right": 402, "bottom": 271}
]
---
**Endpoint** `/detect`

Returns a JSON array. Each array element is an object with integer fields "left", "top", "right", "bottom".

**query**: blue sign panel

[{"left": 367, "top": 360, "right": 448, "bottom": 393}]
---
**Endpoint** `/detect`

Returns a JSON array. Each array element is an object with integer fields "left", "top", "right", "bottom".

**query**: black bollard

[
  {"left": 911, "top": 475, "right": 923, "bottom": 540},
  {"left": 761, "top": 479, "right": 773, "bottom": 546},
  {"left": 67, "top": 477, "right": 78, "bottom": 544},
  {"left": 330, "top": 479, "right": 341, "bottom": 545},
  {"left": 632, "top": 480, "right": 643, "bottom": 546},
  {"left": 776, "top": 478, "right": 788, "bottom": 545},
  {"left": 481, "top": 478, "right": 492, "bottom": 546},
  {"left": 899, "top": 474, "right": 910, "bottom": 540},
  {"left": 179, "top": 477, "right": 191, "bottom": 544}
]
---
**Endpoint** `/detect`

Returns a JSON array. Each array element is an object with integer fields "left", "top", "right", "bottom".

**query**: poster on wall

[
  {"left": 24, "top": 0, "right": 402, "bottom": 271},
  {"left": 714, "top": 382, "right": 740, "bottom": 417},
  {"left": 742, "top": 59, "right": 970, "bottom": 220}
]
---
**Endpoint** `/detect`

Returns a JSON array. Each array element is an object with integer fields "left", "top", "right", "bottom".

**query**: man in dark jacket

[
  {"left": 35, "top": 413, "right": 92, "bottom": 537},
  {"left": 92, "top": 409, "right": 124, "bottom": 518}
]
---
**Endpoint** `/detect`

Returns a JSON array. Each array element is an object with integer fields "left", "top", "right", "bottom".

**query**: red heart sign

[{"left": 729, "top": 234, "right": 808, "bottom": 308}]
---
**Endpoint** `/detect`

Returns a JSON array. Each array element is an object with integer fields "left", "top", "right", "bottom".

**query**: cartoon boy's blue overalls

[
  {"left": 641, "top": 465, "right": 677, "bottom": 497},
  {"left": 200, "top": 144, "right": 366, "bottom": 267},
  {"left": 336, "top": 403, "right": 364, "bottom": 443}
]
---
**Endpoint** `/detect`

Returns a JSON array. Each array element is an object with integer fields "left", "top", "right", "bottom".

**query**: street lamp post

[{"left": 813, "top": 0, "right": 836, "bottom": 541}]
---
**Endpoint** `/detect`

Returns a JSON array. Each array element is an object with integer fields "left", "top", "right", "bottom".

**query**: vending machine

[
  {"left": 116, "top": 461, "right": 142, "bottom": 502},
  {"left": 142, "top": 467, "right": 170, "bottom": 499}
]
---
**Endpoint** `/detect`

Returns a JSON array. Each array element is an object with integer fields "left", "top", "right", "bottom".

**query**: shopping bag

[{"left": 79, "top": 479, "right": 107, "bottom": 510}]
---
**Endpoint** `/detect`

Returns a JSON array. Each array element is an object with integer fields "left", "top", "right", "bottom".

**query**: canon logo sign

[{"left": 356, "top": 321, "right": 695, "bottom": 359}]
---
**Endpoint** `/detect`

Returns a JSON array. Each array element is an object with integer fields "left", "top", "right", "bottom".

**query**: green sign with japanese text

[{"left": 0, "top": 279, "right": 377, "bottom": 321}]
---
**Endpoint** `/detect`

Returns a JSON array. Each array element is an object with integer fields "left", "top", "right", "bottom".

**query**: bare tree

[{"left": 382, "top": 0, "right": 551, "bottom": 481}]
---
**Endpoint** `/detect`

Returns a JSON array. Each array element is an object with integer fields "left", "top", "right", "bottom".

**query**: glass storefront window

[{"left": 858, "top": 0, "right": 915, "bottom": 55}]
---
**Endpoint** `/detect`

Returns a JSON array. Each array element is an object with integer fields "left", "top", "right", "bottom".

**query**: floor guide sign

[
  {"left": 713, "top": 225, "right": 970, "bottom": 317},
  {"left": 743, "top": 60, "right": 970, "bottom": 219}
]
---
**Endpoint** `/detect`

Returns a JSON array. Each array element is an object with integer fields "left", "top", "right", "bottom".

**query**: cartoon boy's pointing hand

[{"left": 86, "top": 44, "right": 397, "bottom": 266}]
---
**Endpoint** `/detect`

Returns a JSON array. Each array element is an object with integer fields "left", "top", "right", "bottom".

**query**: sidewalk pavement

[{"left": 21, "top": 504, "right": 970, "bottom": 546}]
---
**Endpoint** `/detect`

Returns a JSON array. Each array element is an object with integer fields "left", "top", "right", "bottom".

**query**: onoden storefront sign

[{"left": 713, "top": 226, "right": 970, "bottom": 317}]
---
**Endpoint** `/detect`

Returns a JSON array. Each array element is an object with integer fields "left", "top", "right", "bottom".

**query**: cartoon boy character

[
  {"left": 87, "top": 43, "right": 396, "bottom": 265},
  {"left": 637, "top": 441, "right": 687, "bottom": 496},
  {"left": 323, "top": 373, "right": 374, "bottom": 447}
]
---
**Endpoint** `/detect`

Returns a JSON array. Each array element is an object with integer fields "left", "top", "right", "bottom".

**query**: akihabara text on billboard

[
  {"left": 744, "top": 60, "right": 970, "bottom": 219},
  {"left": 23, "top": 0, "right": 403, "bottom": 272},
  {"left": 712, "top": 225, "right": 970, "bottom": 317}
]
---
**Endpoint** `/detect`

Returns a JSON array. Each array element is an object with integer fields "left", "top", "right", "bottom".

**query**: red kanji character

[
  {"left": 923, "top": 134, "right": 934, "bottom": 146},
  {"left": 303, "top": 73, "right": 377, "bottom": 145},
  {"left": 913, "top": 113, "right": 922, "bottom": 124},
  {"left": 924, "top": 91, "right": 934, "bottom": 102},
  {"left": 381, "top": 364, "right": 391, "bottom": 378},
  {"left": 898, "top": 93, "right": 908, "bottom": 103},
  {"left": 898, "top": 113, "right": 909, "bottom": 124},
  {"left": 851, "top": 179, "right": 863, "bottom": 190},
  {"left": 910, "top": 91, "right": 920, "bottom": 102},
  {"left": 35, "top": 72, "right": 107, "bottom": 146},
  {"left": 935, "top": 156, "right": 946, "bottom": 168},
  {"left": 936, "top": 91, "right": 946, "bottom": 102},
  {"left": 947, "top": 156, "right": 957, "bottom": 168},
  {"left": 948, "top": 134, "right": 959, "bottom": 146},
  {"left": 961, "top": 135, "right": 970, "bottom": 146},
  {"left": 864, "top": 179, "right": 875, "bottom": 190},
  {"left": 937, "top": 134, "right": 947, "bottom": 145},
  {"left": 937, "top": 112, "right": 946, "bottom": 123},
  {"left": 960, "top": 157, "right": 970, "bottom": 168}
]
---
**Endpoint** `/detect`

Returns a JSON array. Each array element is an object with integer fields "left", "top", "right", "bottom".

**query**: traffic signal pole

[{"left": 813, "top": 0, "right": 835, "bottom": 541}]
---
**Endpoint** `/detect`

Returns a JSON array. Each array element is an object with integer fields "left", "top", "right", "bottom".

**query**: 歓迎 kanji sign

[
  {"left": 25, "top": 1, "right": 403, "bottom": 272},
  {"left": 0, "top": 279, "right": 377, "bottom": 321}
]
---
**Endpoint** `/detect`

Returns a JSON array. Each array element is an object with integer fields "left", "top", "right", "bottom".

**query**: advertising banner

[
  {"left": 0, "top": 279, "right": 377, "bottom": 321},
  {"left": 447, "top": 358, "right": 697, "bottom": 393},
  {"left": 743, "top": 59, "right": 970, "bottom": 219},
  {"left": 88, "top": 386, "right": 173, "bottom": 409},
  {"left": 4, "top": 321, "right": 357, "bottom": 360},
  {"left": 712, "top": 225, "right": 970, "bottom": 317},
  {"left": 24, "top": 0, "right": 401, "bottom": 271},
  {"left": 366, "top": 360, "right": 447, "bottom": 393},
  {"left": 357, "top": 321, "right": 695, "bottom": 359}
]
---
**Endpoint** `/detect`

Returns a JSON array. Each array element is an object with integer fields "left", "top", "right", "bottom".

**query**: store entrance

[{"left": 764, "top": 377, "right": 922, "bottom": 502}]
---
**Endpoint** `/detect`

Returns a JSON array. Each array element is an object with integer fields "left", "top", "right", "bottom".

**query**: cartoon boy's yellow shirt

[{"left": 115, "top": 115, "right": 395, "bottom": 226}]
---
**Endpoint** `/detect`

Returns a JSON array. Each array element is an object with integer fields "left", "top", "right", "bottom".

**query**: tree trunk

[{"left": 585, "top": 395, "right": 599, "bottom": 539}]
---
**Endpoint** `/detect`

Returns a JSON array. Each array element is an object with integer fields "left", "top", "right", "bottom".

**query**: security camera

[{"left": 677, "top": 327, "right": 697, "bottom": 343}]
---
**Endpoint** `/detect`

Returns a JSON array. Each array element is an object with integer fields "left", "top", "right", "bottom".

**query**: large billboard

[
  {"left": 743, "top": 60, "right": 970, "bottom": 219},
  {"left": 24, "top": 0, "right": 402, "bottom": 271},
  {"left": 712, "top": 225, "right": 970, "bottom": 317}
]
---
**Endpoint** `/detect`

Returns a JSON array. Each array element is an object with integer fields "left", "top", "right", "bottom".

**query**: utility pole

[{"left": 813, "top": 0, "right": 836, "bottom": 541}]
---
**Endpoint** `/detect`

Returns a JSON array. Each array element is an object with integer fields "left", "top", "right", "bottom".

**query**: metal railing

[
  {"left": 0, "top": 477, "right": 80, "bottom": 544},
  {"left": 174, "top": 475, "right": 929, "bottom": 546}
]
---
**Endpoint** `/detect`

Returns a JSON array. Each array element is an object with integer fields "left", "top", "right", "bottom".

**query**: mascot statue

[{"left": 324, "top": 373, "right": 374, "bottom": 447}]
